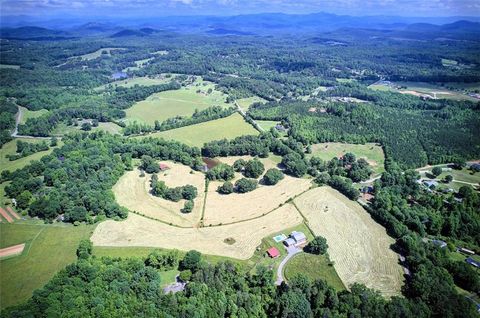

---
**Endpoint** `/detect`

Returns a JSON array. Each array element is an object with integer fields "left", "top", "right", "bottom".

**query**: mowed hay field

[
  {"left": 91, "top": 203, "right": 303, "bottom": 260},
  {"left": 0, "top": 223, "right": 95, "bottom": 309},
  {"left": 203, "top": 156, "right": 311, "bottom": 225},
  {"left": 309, "top": 142, "right": 385, "bottom": 174},
  {"left": 294, "top": 187, "right": 404, "bottom": 297},
  {"left": 143, "top": 113, "right": 259, "bottom": 147},
  {"left": 125, "top": 80, "right": 229, "bottom": 125},
  {"left": 113, "top": 162, "right": 205, "bottom": 227}
]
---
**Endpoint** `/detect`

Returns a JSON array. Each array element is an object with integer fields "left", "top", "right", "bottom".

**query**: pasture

[
  {"left": 52, "top": 121, "right": 122, "bottom": 135},
  {"left": 256, "top": 120, "right": 278, "bottom": 131},
  {"left": 0, "top": 138, "right": 57, "bottom": 173},
  {"left": 294, "top": 186, "right": 404, "bottom": 297},
  {"left": 95, "top": 75, "right": 173, "bottom": 91},
  {"left": 91, "top": 203, "right": 303, "bottom": 260},
  {"left": 143, "top": 113, "right": 258, "bottom": 147},
  {"left": 113, "top": 162, "right": 205, "bottom": 227},
  {"left": 308, "top": 142, "right": 385, "bottom": 174},
  {"left": 123, "top": 57, "right": 155, "bottom": 72},
  {"left": 125, "top": 79, "right": 229, "bottom": 125},
  {"left": 0, "top": 223, "right": 95, "bottom": 309},
  {"left": 284, "top": 253, "right": 346, "bottom": 291},
  {"left": 236, "top": 96, "right": 266, "bottom": 110}
]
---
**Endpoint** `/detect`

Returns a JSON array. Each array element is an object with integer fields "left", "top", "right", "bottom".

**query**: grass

[
  {"left": 0, "top": 64, "right": 20, "bottom": 69},
  {"left": 308, "top": 142, "right": 385, "bottom": 174},
  {"left": 52, "top": 122, "right": 122, "bottom": 136},
  {"left": 0, "top": 223, "right": 95, "bottom": 309},
  {"left": 437, "top": 168, "right": 480, "bottom": 185},
  {"left": 122, "top": 57, "right": 155, "bottom": 72},
  {"left": 441, "top": 58, "right": 458, "bottom": 67},
  {"left": 336, "top": 78, "right": 356, "bottom": 83},
  {"left": 95, "top": 76, "right": 173, "bottom": 91},
  {"left": 0, "top": 138, "right": 58, "bottom": 173},
  {"left": 19, "top": 106, "right": 49, "bottom": 125},
  {"left": 236, "top": 96, "right": 266, "bottom": 110},
  {"left": 125, "top": 80, "right": 229, "bottom": 125},
  {"left": 141, "top": 113, "right": 258, "bottom": 147},
  {"left": 284, "top": 253, "right": 346, "bottom": 291},
  {"left": 74, "top": 47, "right": 125, "bottom": 61},
  {"left": 256, "top": 120, "right": 278, "bottom": 131}
]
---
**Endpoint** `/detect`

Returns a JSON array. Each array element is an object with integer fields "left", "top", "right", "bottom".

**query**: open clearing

[
  {"left": 236, "top": 96, "right": 266, "bottom": 110},
  {"left": 95, "top": 75, "right": 173, "bottom": 91},
  {"left": 308, "top": 142, "right": 385, "bottom": 174},
  {"left": 18, "top": 106, "right": 49, "bottom": 125},
  {"left": 0, "top": 64, "right": 20, "bottom": 69},
  {"left": 0, "top": 223, "right": 94, "bottom": 309},
  {"left": 0, "top": 243, "right": 25, "bottom": 258},
  {"left": 113, "top": 162, "right": 205, "bottom": 227},
  {"left": 123, "top": 57, "right": 155, "bottom": 72},
  {"left": 0, "top": 138, "right": 58, "bottom": 173},
  {"left": 92, "top": 203, "right": 303, "bottom": 260},
  {"left": 143, "top": 113, "right": 258, "bottom": 147},
  {"left": 284, "top": 253, "right": 345, "bottom": 291},
  {"left": 125, "top": 79, "right": 229, "bottom": 125},
  {"left": 256, "top": 120, "right": 278, "bottom": 131},
  {"left": 203, "top": 156, "right": 311, "bottom": 225},
  {"left": 73, "top": 47, "right": 125, "bottom": 61},
  {"left": 294, "top": 186, "right": 404, "bottom": 297},
  {"left": 52, "top": 121, "right": 122, "bottom": 136}
]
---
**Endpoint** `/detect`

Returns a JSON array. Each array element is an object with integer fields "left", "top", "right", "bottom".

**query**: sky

[{"left": 1, "top": 0, "right": 479, "bottom": 17}]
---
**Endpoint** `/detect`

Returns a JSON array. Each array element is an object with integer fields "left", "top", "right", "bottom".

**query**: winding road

[
  {"left": 11, "top": 105, "right": 52, "bottom": 140},
  {"left": 275, "top": 246, "right": 302, "bottom": 285}
]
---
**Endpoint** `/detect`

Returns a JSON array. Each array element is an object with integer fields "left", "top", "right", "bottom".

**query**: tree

[
  {"left": 206, "top": 164, "right": 235, "bottom": 181},
  {"left": 282, "top": 153, "right": 308, "bottom": 177},
  {"left": 179, "top": 270, "right": 192, "bottom": 282},
  {"left": 263, "top": 168, "right": 284, "bottom": 185},
  {"left": 181, "top": 250, "right": 202, "bottom": 271},
  {"left": 244, "top": 159, "right": 265, "bottom": 178},
  {"left": 141, "top": 155, "right": 160, "bottom": 173},
  {"left": 305, "top": 236, "right": 328, "bottom": 255},
  {"left": 16, "top": 190, "right": 32, "bottom": 209},
  {"left": 182, "top": 200, "right": 194, "bottom": 213},
  {"left": 181, "top": 185, "right": 198, "bottom": 200},
  {"left": 50, "top": 137, "right": 58, "bottom": 147},
  {"left": 76, "top": 240, "right": 93, "bottom": 260},
  {"left": 217, "top": 181, "right": 234, "bottom": 194},
  {"left": 235, "top": 178, "right": 258, "bottom": 193},
  {"left": 233, "top": 159, "right": 247, "bottom": 172},
  {"left": 444, "top": 175, "right": 453, "bottom": 183},
  {"left": 81, "top": 122, "right": 92, "bottom": 131},
  {"left": 431, "top": 167, "right": 443, "bottom": 177}
]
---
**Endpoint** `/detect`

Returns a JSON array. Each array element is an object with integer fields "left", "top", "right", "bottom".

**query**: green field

[
  {"left": 141, "top": 113, "right": 258, "bottom": 147},
  {"left": 52, "top": 122, "right": 122, "bottom": 136},
  {"left": 309, "top": 142, "right": 385, "bottom": 174},
  {"left": 284, "top": 253, "right": 346, "bottom": 291},
  {"left": 437, "top": 168, "right": 480, "bottom": 185},
  {"left": 19, "top": 106, "right": 49, "bottom": 125},
  {"left": 441, "top": 58, "right": 458, "bottom": 67},
  {"left": 95, "top": 76, "right": 173, "bottom": 91},
  {"left": 257, "top": 120, "right": 278, "bottom": 131},
  {"left": 0, "top": 223, "right": 95, "bottom": 309},
  {"left": 123, "top": 57, "right": 155, "bottom": 72},
  {"left": 0, "top": 138, "right": 57, "bottom": 173},
  {"left": 236, "top": 96, "right": 266, "bottom": 110},
  {"left": 74, "top": 47, "right": 125, "bottom": 61},
  {"left": 125, "top": 81, "right": 229, "bottom": 125},
  {"left": 0, "top": 64, "right": 20, "bottom": 69}
]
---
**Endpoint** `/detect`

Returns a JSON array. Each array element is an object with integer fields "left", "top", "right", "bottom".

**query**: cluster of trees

[
  {"left": 150, "top": 173, "right": 197, "bottom": 211},
  {"left": 124, "top": 106, "right": 236, "bottom": 136},
  {"left": 305, "top": 236, "right": 328, "bottom": 255},
  {"left": 6, "top": 140, "right": 49, "bottom": 161},
  {"left": 206, "top": 163, "right": 235, "bottom": 181},
  {"left": 1, "top": 132, "right": 203, "bottom": 222},
  {"left": 233, "top": 158, "right": 265, "bottom": 178},
  {"left": 0, "top": 97, "right": 16, "bottom": 146}
]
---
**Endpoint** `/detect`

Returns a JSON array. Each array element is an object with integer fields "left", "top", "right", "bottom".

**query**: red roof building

[
  {"left": 267, "top": 247, "right": 280, "bottom": 258},
  {"left": 159, "top": 163, "right": 170, "bottom": 171}
]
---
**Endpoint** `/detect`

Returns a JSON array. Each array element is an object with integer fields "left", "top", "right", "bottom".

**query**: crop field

[
  {"left": 308, "top": 142, "right": 385, "bottom": 174},
  {"left": 113, "top": 162, "right": 205, "bottom": 227},
  {"left": 284, "top": 253, "right": 346, "bottom": 291},
  {"left": 143, "top": 113, "right": 258, "bottom": 147},
  {"left": 125, "top": 79, "right": 230, "bottom": 125},
  {"left": 294, "top": 186, "right": 404, "bottom": 297},
  {"left": 95, "top": 75, "right": 173, "bottom": 91},
  {"left": 0, "top": 223, "right": 95, "bottom": 309},
  {"left": 91, "top": 203, "right": 303, "bottom": 260}
]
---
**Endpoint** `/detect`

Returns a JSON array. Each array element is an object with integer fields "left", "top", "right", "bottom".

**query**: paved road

[
  {"left": 275, "top": 246, "right": 302, "bottom": 285},
  {"left": 11, "top": 104, "right": 56, "bottom": 140}
]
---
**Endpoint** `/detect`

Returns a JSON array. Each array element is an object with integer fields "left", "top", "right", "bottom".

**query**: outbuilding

[{"left": 267, "top": 247, "right": 280, "bottom": 258}]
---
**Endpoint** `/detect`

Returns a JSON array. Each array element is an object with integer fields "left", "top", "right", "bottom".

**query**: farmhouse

[
  {"left": 267, "top": 247, "right": 280, "bottom": 258},
  {"left": 283, "top": 231, "right": 307, "bottom": 247}
]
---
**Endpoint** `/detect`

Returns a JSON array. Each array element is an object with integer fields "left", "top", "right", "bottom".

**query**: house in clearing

[
  {"left": 283, "top": 231, "right": 307, "bottom": 247},
  {"left": 267, "top": 247, "right": 280, "bottom": 258}
]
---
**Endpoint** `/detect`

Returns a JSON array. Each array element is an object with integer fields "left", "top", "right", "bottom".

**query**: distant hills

[{"left": 0, "top": 13, "right": 479, "bottom": 41}]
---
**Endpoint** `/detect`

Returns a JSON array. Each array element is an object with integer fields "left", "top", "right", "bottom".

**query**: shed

[
  {"left": 267, "top": 247, "right": 280, "bottom": 258},
  {"left": 159, "top": 163, "right": 170, "bottom": 171},
  {"left": 466, "top": 257, "right": 480, "bottom": 268},
  {"left": 432, "top": 240, "right": 447, "bottom": 248},
  {"left": 460, "top": 247, "right": 475, "bottom": 255}
]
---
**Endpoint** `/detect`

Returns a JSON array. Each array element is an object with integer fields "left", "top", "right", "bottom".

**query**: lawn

[
  {"left": 0, "top": 223, "right": 95, "bottom": 309},
  {"left": 284, "top": 253, "right": 346, "bottom": 291},
  {"left": 123, "top": 57, "right": 155, "bottom": 72},
  {"left": 236, "top": 96, "right": 266, "bottom": 110},
  {"left": 142, "top": 113, "right": 258, "bottom": 147},
  {"left": 125, "top": 80, "right": 230, "bottom": 125},
  {"left": 74, "top": 47, "right": 125, "bottom": 61},
  {"left": 308, "top": 142, "right": 385, "bottom": 174},
  {"left": 437, "top": 168, "right": 480, "bottom": 185},
  {"left": 256, "top": 120, "right": 278, "bottom": 131},
  {"left": 19, "top": 106, "right": 49, "bottom": 125},
  {"left": 52, "top": 122, "right": 122, "bottom": 136}
]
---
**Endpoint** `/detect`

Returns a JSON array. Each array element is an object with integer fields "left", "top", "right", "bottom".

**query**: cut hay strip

[
  {"left": 0, "top": 243, "right": 26, "bottom": 258},
  {"left": 6, "top": 207, "right": 21, "bottom": 220},
  {"left": 0, "top": 207, "right": 14, "bottom": 223}
]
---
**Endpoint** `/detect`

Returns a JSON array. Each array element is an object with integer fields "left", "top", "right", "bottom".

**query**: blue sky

[{"left": 1, "top": 0, "right": 479, "bottom": 17}]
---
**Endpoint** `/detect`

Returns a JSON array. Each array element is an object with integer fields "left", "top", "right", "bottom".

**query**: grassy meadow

[
  {"left": 141, "top": 113, "right": 258, "bottom": 147},
  {"left": 256, "top": 120, "right": 278, "bottom": 131},
  {"left": 236, "top": 96, "right": 266, "bottom": 110},
  {"left": 0, "top": 223, "right": 95, "bottom": 309},
  {"left": 0, "top": 138, "right": 58, "bottom": 173},
  {"left": 308, "top": 142, "right": 385, "bottom": 174},
  {"left": 95, "top": 76, "right": 173, "bottom": 91},
  {"left": 19, "top": 106, "right": 49, "bottom": 125},
  {"left": 74, "top": 47, "right": 125, "bottom": 61},
  {"left": 284, "top": 253, "right": 346, "bottom": 291},
  {"left": 52, "top": 122, "right": 122, "bottom": 136}
]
